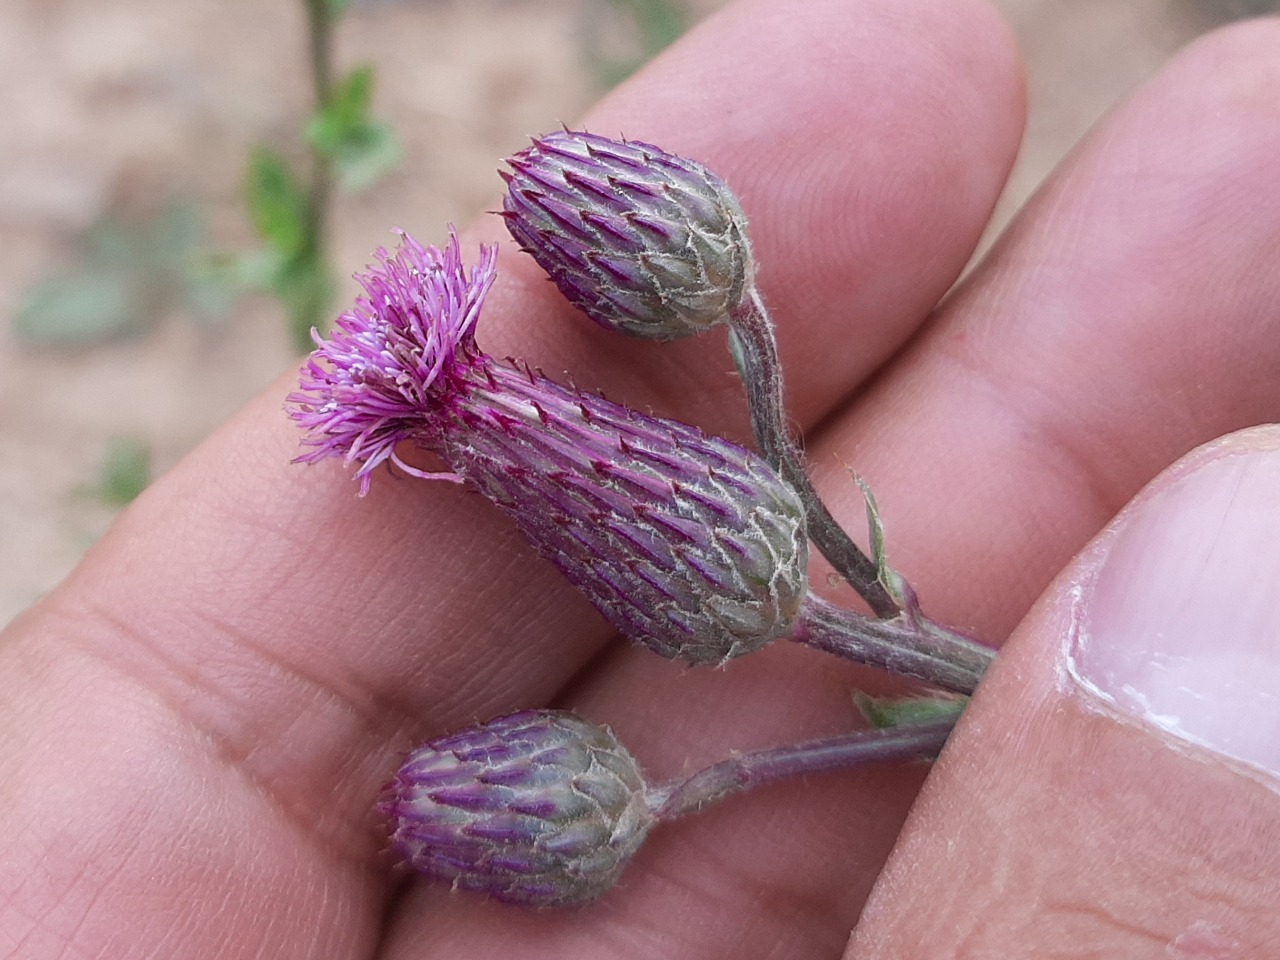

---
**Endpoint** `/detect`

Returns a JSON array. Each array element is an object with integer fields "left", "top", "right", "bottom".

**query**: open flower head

[{"left": 287, "top": 229, "right": 497, "bottom": 494}]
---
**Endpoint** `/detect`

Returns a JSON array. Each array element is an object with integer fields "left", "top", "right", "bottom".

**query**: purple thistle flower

[
  {"left": 380, "top": 709, "right": 653, "bottom": 908},
  {"left": 501, "top": 129, "right": 753, "bottom": 340},
  {"left": 289, "top": 231, "right": 809, "bottom": 664},
  {"left": 288, "top": 228, "right": 496, "bottom": 495}
]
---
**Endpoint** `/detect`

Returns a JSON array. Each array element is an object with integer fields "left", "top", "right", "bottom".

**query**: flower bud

[
  {"left": 381, "top": 710, "right": 653, "bottom": 907},
  {"left": 501, "top": 129, "right": 753, "bottom": 340}
]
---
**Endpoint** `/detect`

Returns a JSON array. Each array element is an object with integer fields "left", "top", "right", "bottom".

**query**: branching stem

[{"left": 729, "top": 288, "right": 996, "bottom": 693}]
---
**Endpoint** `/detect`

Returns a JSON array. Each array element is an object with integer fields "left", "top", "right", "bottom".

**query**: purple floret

[{"left": 287, "top": 228, "right": 496, "bottom": 494}]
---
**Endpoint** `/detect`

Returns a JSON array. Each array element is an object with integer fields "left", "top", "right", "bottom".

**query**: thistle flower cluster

[{"left": 289, "top": 129, "right": 994, "bottom": 908}]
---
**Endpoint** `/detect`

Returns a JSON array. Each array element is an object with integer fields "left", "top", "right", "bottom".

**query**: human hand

[{"left": 4, "top": 0, "right": 1280, "bottom": 956}]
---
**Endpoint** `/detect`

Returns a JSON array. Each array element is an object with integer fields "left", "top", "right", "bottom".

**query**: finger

[
  {"left": 387, "top": 18, "right": 1280, "bottom": 960},
  {"left": 813, "top": 16, "right": 1280, "bottom": 641},
  {"left": 0, "top": 0, "right": 1023, "bottom": 956},
  {"left": 852, "top": 427, "right": 1280, "bottom": 956}
]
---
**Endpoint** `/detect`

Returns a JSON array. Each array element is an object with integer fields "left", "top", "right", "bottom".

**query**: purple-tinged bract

[
  {"left": 502, "top": 129, "right": 753, "bottom": 340},
  {"left": 443, "top": 363, "right": 809, "bottom": 664},
  {"left": 381, "top": 709, "right": 653, "bottom": 907}
]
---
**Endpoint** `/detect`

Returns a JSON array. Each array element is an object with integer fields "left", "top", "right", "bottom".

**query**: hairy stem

[
  {"left": 728, "top": 288, "right": 997, "bottom": 691},
  {"left": 793, "top": 594, "right": 994, "bottom": 695},
  {"left": 649, "top": 717, "right": 957, "bottom": 821},
  {"left": 729, "top": 289, "right": 898, "bottom": 618}
]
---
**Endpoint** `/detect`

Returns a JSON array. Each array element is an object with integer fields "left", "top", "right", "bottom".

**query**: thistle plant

[
  {"left": 290, "top": 131, "right": 996, "bottom": 909},
  {"left": 288, "top": 228, "right": 987, "bottom": 686}
]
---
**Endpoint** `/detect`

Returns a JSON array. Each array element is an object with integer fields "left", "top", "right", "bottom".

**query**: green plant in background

[
  {"left": 13, "top": 0, "right": 398, "bottom": 357},
  {"left": 83, "top": 436, "right": 152, "bottom": 508},
  {"left": 13, "top": 200, "right": 228, "bottom": 346},
  {"left": 12, "top": 0, "right": 400, "bottom": 509},
  {"left": 245, "top": 0, "right": 400, "bottom": 354},
  {"left": 580, "top": 0, "right": 692, "bottom": 88}
]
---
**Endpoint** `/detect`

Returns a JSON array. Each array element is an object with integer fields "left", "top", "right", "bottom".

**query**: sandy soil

[{"left": 0, "top": 0, "right": 1239, "bottom": 624}]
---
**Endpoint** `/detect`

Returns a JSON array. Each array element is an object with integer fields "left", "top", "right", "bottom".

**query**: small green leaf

[
  {"left": 307, "top": 66, "right": 399, "bottom": 191},
  {"left": 856, "top": 474, "right": 917, "bottom": 615},
  {"left": 857, "top": 476, "right": 889, "bottom": 579},
  {"left": 324, "top": 0, "right": 353, "bottom": 16},
  {"left": 331, "top": 121, "right": 401, "bottom": 191},
  {"left": 335, "top": 64, "right": 375, "bottom": 120},
  {"left": 308, "top": 65, "right": 376, "bottom": 153},
  {"left": 96, "top": 436, "right": 152, "bottom": 506},
  {"left": 267, "top": 250, "right": 336, "bottom": 353},
  {"left": 12, "top": 269, "right": 142, "bottom": 345},
  {"left": 853, "top": 693, "right": 968, "bottom": 730},
  {"left": 245, "top": 147, "right": 309, "bottom": 258}
]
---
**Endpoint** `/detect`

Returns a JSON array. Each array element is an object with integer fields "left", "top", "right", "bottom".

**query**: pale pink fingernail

[{"left": 1069, "top": 437, "right": 1280, "bottom": 779}]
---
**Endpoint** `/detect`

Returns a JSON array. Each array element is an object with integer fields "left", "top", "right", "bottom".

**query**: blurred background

[{"left": 0, "top": 0, "right": 1270, "bottom": 625}]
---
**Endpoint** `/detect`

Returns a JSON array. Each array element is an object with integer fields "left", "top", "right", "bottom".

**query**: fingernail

[{"left": 1068, "top": 437, "right": 1280, "bottom": 779}]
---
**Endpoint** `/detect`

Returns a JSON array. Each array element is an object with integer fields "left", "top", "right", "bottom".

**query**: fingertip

[
  {"left": 850, "top": 427, "right": 1280, "bottom": 956},
  {"left": 1065, "top": 425, "right": 1280, "bottom": 782}
]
